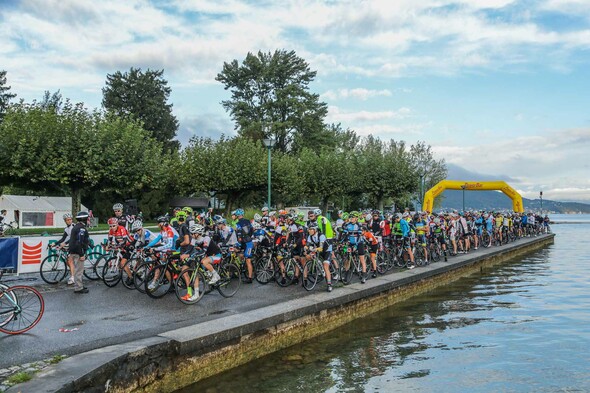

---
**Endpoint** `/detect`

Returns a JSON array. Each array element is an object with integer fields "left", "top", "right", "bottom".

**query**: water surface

[{"left": 179, "top": 218, "right": 590, "bottom": 392}]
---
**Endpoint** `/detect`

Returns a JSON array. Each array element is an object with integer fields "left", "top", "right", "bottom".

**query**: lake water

[{"left": 179, "top": 215, "right": 590, "bottom": 393}]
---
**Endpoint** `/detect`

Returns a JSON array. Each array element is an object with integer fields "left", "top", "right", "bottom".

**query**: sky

[{"left": 1, "top": 0, "right": 590, "bottom": 202}]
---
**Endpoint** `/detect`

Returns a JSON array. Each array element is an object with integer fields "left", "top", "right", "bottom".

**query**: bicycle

[
  {"left": 0, "top": 220, "right": 19, "bottom": 236},
  {"left": 0, "top": 270, "right": 45, "bottom": 335},
  {"left": 175, "top": 253, "right": 241, "bottom": 304},
  {"left": 40, "top": 244, "right": 102, "bottom": 284}
]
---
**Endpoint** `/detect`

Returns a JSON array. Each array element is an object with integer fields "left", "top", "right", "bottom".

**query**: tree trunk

[
  {"left": 377, "top": 194, "right": 384, "bottom": 211},
  {"left": 225, "top": 192, "right": 234, "bottom": 216},
  {"left": 71, "top": 187, "right": 82, "bottom": 215},
  {"left": 321, "top": 195, "right": 329, "bottom": 215}
]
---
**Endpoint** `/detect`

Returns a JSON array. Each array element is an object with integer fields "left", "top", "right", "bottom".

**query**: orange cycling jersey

[{"left": 362, "top": 231, "right": 379, "bottom": 246}]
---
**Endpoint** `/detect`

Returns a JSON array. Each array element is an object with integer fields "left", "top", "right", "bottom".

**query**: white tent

[{"left": 0, "top": 195, "right": 88, "bottom": 228}]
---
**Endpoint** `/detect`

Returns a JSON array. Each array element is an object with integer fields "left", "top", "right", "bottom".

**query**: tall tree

[
  {"left": 0, "top": 101, "right": 168, "bottom": 214},
  {"left": 0, "top": 70, "right": 17, "bottom": 123},
  {"left": 102, "top": 67, "right": 180, "bottom": 152},
  {"left": 216, "top": 49, "right": 329, "bottom": 153},
  {"left": 410, "top": 141, "right": 447, "bottom": 209}
]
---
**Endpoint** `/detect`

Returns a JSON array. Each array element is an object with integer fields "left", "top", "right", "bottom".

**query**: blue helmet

[{"left": 235, "top": 208, "right": 245, "bottom": 216}]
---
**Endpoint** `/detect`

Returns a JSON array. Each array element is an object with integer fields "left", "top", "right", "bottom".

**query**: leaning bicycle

[{"left": 0, "top": 270, "right": 45, "bottom": 335}]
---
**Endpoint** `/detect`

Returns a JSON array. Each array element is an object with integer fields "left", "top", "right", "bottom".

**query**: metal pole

[
  {"left": 267, "top": 146, "right": 272, "bottom": 209},
  {"left": 540, "top": 190, "right": 543, "bottom": 214},
  {"left": 462, "top": 185, "right": 466, "bottom": 212},
  {"left": 420, "top": 174, "right": 424, "bottom": 209}
]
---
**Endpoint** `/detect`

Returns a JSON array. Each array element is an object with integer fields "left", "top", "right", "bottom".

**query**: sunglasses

[{"left": 109, "top": 225, "right": 117, "bottom": 228}]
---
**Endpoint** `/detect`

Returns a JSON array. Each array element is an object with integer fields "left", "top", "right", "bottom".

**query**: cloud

[
  {"left": 433, "top": 128, "right": 590, "bottom": 201},
  {"left": 322, "top": 88, "right": 392, "bottom": 101},
  {"left": 177, "top": 113, "right": 235, "bottom": 145},
  {"left": 327, "top": 106, "right": 412, "bottom": 123}
]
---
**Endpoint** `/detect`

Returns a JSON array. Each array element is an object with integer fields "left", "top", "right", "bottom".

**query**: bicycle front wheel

[
  {"left": 0, "top": 286, "right": 44, "bottom": 335},
  {"left": 145, "top": 265, "right": 172, "bottom": 299},
  {"left": 83, "top": 252, "right": 102, "bottom": 281},
  {"left": 255, "top": 256, "right": 274, "bottom": 285},
  {"left": 217, "top": 263, "right": 241, "bottom": 298},
  {"left": 39, "top": 254, "right": 67, "bottom": 284},
  {"left": 102, "top": 257, "right": 122, "bottom": 287},
  {"left": 303, "top": 260, "right": 320, "bottom": 291},
  {"left": 175, "top": 269, "right": 206, "bottom": 305}
]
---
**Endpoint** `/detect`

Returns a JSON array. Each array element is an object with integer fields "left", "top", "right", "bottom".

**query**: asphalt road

[{"left": 0, "top": 273, "right": 314, "bottom": 368}]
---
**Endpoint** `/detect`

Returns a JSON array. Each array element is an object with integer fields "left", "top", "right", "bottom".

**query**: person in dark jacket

[{"left": 70, "top": 211, "right": 90, "bottom": 294}]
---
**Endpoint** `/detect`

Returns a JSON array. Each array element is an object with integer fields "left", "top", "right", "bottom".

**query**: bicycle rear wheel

[
  {"left": 133, "top": 261, "right": 154, "bottom": 294},
  {"left": 217, "top": 263, "right": 241, "bottom": 298},
  {"left": 120, "top": 259, "right": 138, "bottom": 290},
  {"left": 0, "top": 286, "right": 44, "bottom": 335},
  {"left": 0, "top": 286, "right": 17, "bottom": 327},
  {"left": 83, "top": 252, "right": 102, "bottom": 281},
  {"left": 102, "top": 257, "right": 122, "bottom": 287},
  {"left": 376, "top": 252, "right": 388, "bottom": 274},
  {"left": 341, "top": 256, "right": 353, "bottom": 285},
  {"left": 39, "top": 255, "right": 67, "bottom": 284}
]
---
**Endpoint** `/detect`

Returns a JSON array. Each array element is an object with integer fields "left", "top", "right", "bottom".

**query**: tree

[
  {"left": 0, "top": 101, "right": 168, "bottom": 214},
  {"left": 0, "top": 70, "right": 17, "bottom": 123},
  {"left": 102, "top": 67, "right": 179, "bottom": 152},
  {"left": 181, "top": 136, "right": 267, "bottom": 213},
  {"left": 216, "top": 50, "right": 329, "bottom": 153},
  {"left": 410, "top": 141, "right": 447, "bottom": 210}
]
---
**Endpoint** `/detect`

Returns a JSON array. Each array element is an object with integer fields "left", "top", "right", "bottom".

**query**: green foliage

[
  {"left": 102, "top": 67, "right": 179, "bottom": 152},
  {"left": 0, "top": 70, "right": 16, "bottom": 123},
  {"left": 0, "top": 100, "right": 168, "bottom": 214},
  {"left": 48, "top": 354, "right": 67, "bottom": 364},
  {"left": 7, "top": 371, "right": 32, "bottom": 384},
  {"left": 216, "top": 50, "right": 329, "bottom": 153}
]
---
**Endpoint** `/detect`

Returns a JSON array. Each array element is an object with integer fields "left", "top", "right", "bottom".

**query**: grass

[
  {"left": 4, "top": 222, "right": 158, "bottom": 237},
  {"left": 48, "top": 354, "right": 67, "bottom": 364},
  {"left": 6, "top": 372, "right": 32, "bottom": 384}
]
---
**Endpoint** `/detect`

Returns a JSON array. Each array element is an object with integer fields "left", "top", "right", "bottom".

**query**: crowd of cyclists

[{"left": 47, "top": 203, "right": 551, "bottom": 304}]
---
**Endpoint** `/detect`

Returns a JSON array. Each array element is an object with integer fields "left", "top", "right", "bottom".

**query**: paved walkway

[{"left": 0, "top": 235, "right": 553, "bottom": 369}]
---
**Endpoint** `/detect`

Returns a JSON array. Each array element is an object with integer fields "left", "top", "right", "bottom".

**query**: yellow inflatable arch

[{"left": 422, "top": 180, "right": 524, "bottom": 213}]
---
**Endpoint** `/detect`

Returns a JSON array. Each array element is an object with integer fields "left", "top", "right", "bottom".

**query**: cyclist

[
  {"left": 344, "top": 212, "right": 368, "bottom": 283},
  {"left": 178, "top": 224, "right": 222, "bottom": 302},
  {"left": 235, "top": 208, "right": 254, "bottom": 283},
  {"left": 309, "top": 208, "right": 340, "bottom": 281},
  {"left": 53, "top": 213, "right": 76, "bottom": 285},
  {"left": 70, "top": 211, "right": 90, "bottom": 294},
  {"left": 146, "top": 216, "right": 179, "bottom": 291},
  {"left": 107, "top": 217, "right": 134, "bottom": 287},
  {"left": 170, "top": 207, "right": 181, "bottom": 231},
  {"left": 131, "top": 220, "right": 154, "bottom": 248},
  {"left": 113, "top": 203, "right": 133, "bottom": 231},
  {"left": 306, "top": 223, "right": 333, "bottom": 292},
  {"left": 183, "top": 206, "right": 195, "bottom": 227},
  {"left": 360, "top": 225, "right": 379, "bottom": 278},
  {"left": 431, "top": 217, "right": 448, "bottom": 262},
  {"left": 394, "top": 213, "right": 415, "bottom": 269},
  {"left": 413, "top": 213, "right": 429, "bottom": 262},
  {"left": 286, "top": 214, "right": 307, "bottom": 285}
]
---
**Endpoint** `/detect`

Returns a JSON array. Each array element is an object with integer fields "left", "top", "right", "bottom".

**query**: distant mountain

[{"left": 437, "top": 164, "right": 590, "bottom": 213}]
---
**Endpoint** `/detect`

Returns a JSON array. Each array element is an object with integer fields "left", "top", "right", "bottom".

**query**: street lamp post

[
  {"left": 540, "top": 190, "right": 543, "bottom": 214},
  {"left": 461, "top": 184, "right": 466, "bottom": 212},
  {"left": 262, "top": 137, "right": 276, "bottom": 210}
]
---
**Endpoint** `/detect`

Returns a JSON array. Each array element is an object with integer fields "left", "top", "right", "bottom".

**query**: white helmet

[
  {"left": 113, "top": 203, "right": 124, "bottom": 211},
  {"left": 261, "top": 207, "right": 269, "bottom": 212},
  {"left": 63, "top": 213, "right": 73, "bottom": 220},
  {"left": 252, "top": 222, "right": 261, "bottom": 230},
  {"left": 313, "top": 208, "right": 322, "bottom": 216},
  {"left": 131, "top": 220, "right": 143, "bottom": 232},
  {"left": 189, "top": 223, "right": 205, "bottom": 235},
  {"left": 254, "top": 213, "right": 262, "bottom": 222}
]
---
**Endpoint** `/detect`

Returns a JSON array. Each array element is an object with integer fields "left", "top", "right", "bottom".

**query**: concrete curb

[{"left": 6, "top": 234, "right": 555, "bottom": 393}]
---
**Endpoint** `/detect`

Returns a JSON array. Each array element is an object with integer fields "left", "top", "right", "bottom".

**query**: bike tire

[
  {"left": 133, "top": 261, "right": 153, "bottom": 294},
  {"left": 341, "top": 256, "right": 353, "bottom": 285},
  {"left": 175, "top": 269, "right": 206, "bottom": 305},
  {"left": 303, "top": 260, "right": 320, "bottom": 291},
  {"left": 93, "top": 254, "right": 111, "bottom": 281},
  {"left": 376, "top": 252, "right": 388, "bottom": 274},
  {"left": 102, "top": 257, "right": 122, "bottom": 288},
  {"left": 39, "top": 254, "right": 67, "bottom": 284},
  {"left": 277, "top": 258, "right": 295, "bottom": 287},
  {"left": 0, "top": 285, "right": 17, "bottom": 327},
  {"left": 144, "top": 264, "right": 171, "bottom": 299},
  {"left": 254, "top": 257, "right": 274, "bottom": 285},
  {"left": 0, "top": 286, "right": 44, "bottom": 335},
  {"left": 217, "top": 263, "right": 241, "bottom": 298},
  {"left": 83, "top": 252, "right": 103, "bottom": 281},
  {"left": 120, "top": 259, "right": 137, "bottom": 290}
]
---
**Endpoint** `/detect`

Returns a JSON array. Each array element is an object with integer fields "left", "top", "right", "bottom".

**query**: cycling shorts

[{"left": 241, "top": 241, "right": 254, "bottom": 258}]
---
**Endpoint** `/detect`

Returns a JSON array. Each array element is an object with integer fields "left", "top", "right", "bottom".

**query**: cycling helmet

[
  {"left": 308, "top": 222, "right": 319, "bottom": 229},
  {"left": 269, "top": 211, "right": 276, "bottom": 217},
  {"left": 63, "top": 213, "right": 73, "bottom": 220},
  {"left": 261, "top": 206, "right": 269, "bottom": 212},
  {"left": 113, "top": 203, "right": 124, "bottom": 211},
  {"left": 213, "top": 214, "right": 223, "bottom": 223},
  {"left": 235, "top": 208, "right": 245, "bottom": 216},
  {"left": 395, "top": 213, "right": 403, "bottom": 220},
  {"left": 297, "top": 212, "right": 305, "bottom": 219},
  {"left": 338, "top": 210, "right": 343, "bottom": 216},
  {"left": 76, "top": 211, "right": 89, "bottom": 221},
  {"left": 289, "top": 208, "right": 297, "bottom": 215},
  {"left": 342, "top": 212, "right": 350, "bottom": 220},
  {"left": 372, "top": 210, "right": 380, "bottom": 215},
  {"left": 176, "top": 211, "right": 188, "bottom": 221},
  {"left": 131, "top": 220, "right": 143, "bottom": 232},
  {"left": 279, "top": 209, "right": 288, "bottom": 216},
  {"left": 217, "top": 218, "right": 227, "bottom": 225},
  {"left": 349, "top": 211, "right": 360, "bottom": 218},
  {"left": 313, "top": 208, "right": 321, "bottom": 215},
  {"left": 182, "top": 206, "right": 193, "bottom": 215},
  {"left": 107, "top": 217, "right": 118, "bottom": 226},
  {"left": 402, "top": 212, "right": 410, "bottom": 218},
  {"left": 254, "top": 213, "right": 262, "bottom": 222},
  {"left": 156, "top": 215, "right": 169, "bottom": 224},
  {"left": 252, "top": 222, "right": 261, "bottom": 230},
  {"left": 189, "top": 223, "right": 205, "bottom": 235}
]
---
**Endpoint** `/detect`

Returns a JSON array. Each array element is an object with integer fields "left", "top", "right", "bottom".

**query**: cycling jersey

[
  {"left": 345, "top": 222, "right": 361, "bottom": 244},
  {"left": 236, "top": 218, "right": 253, "bottom": 243},
  {"left": 194, "top": 235, "right": 222, "bottom": 257},
  {"left": 380, "top": 220, "right": 391, "bottom": 237},
  {"left": 362, "top": 231, "right": 379, "bottom": 246},
  {"left": 133, "top": 229, "right": 155, "bottom": 247},
  {"left": 56, "top": 223, "right": 74, "bottom": 247},
  {"left": 147, "top": 225, "right": 178, "bottom": 251},
  {"left": 108, "top": 225, "right": 131, "bottom": 246}
]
